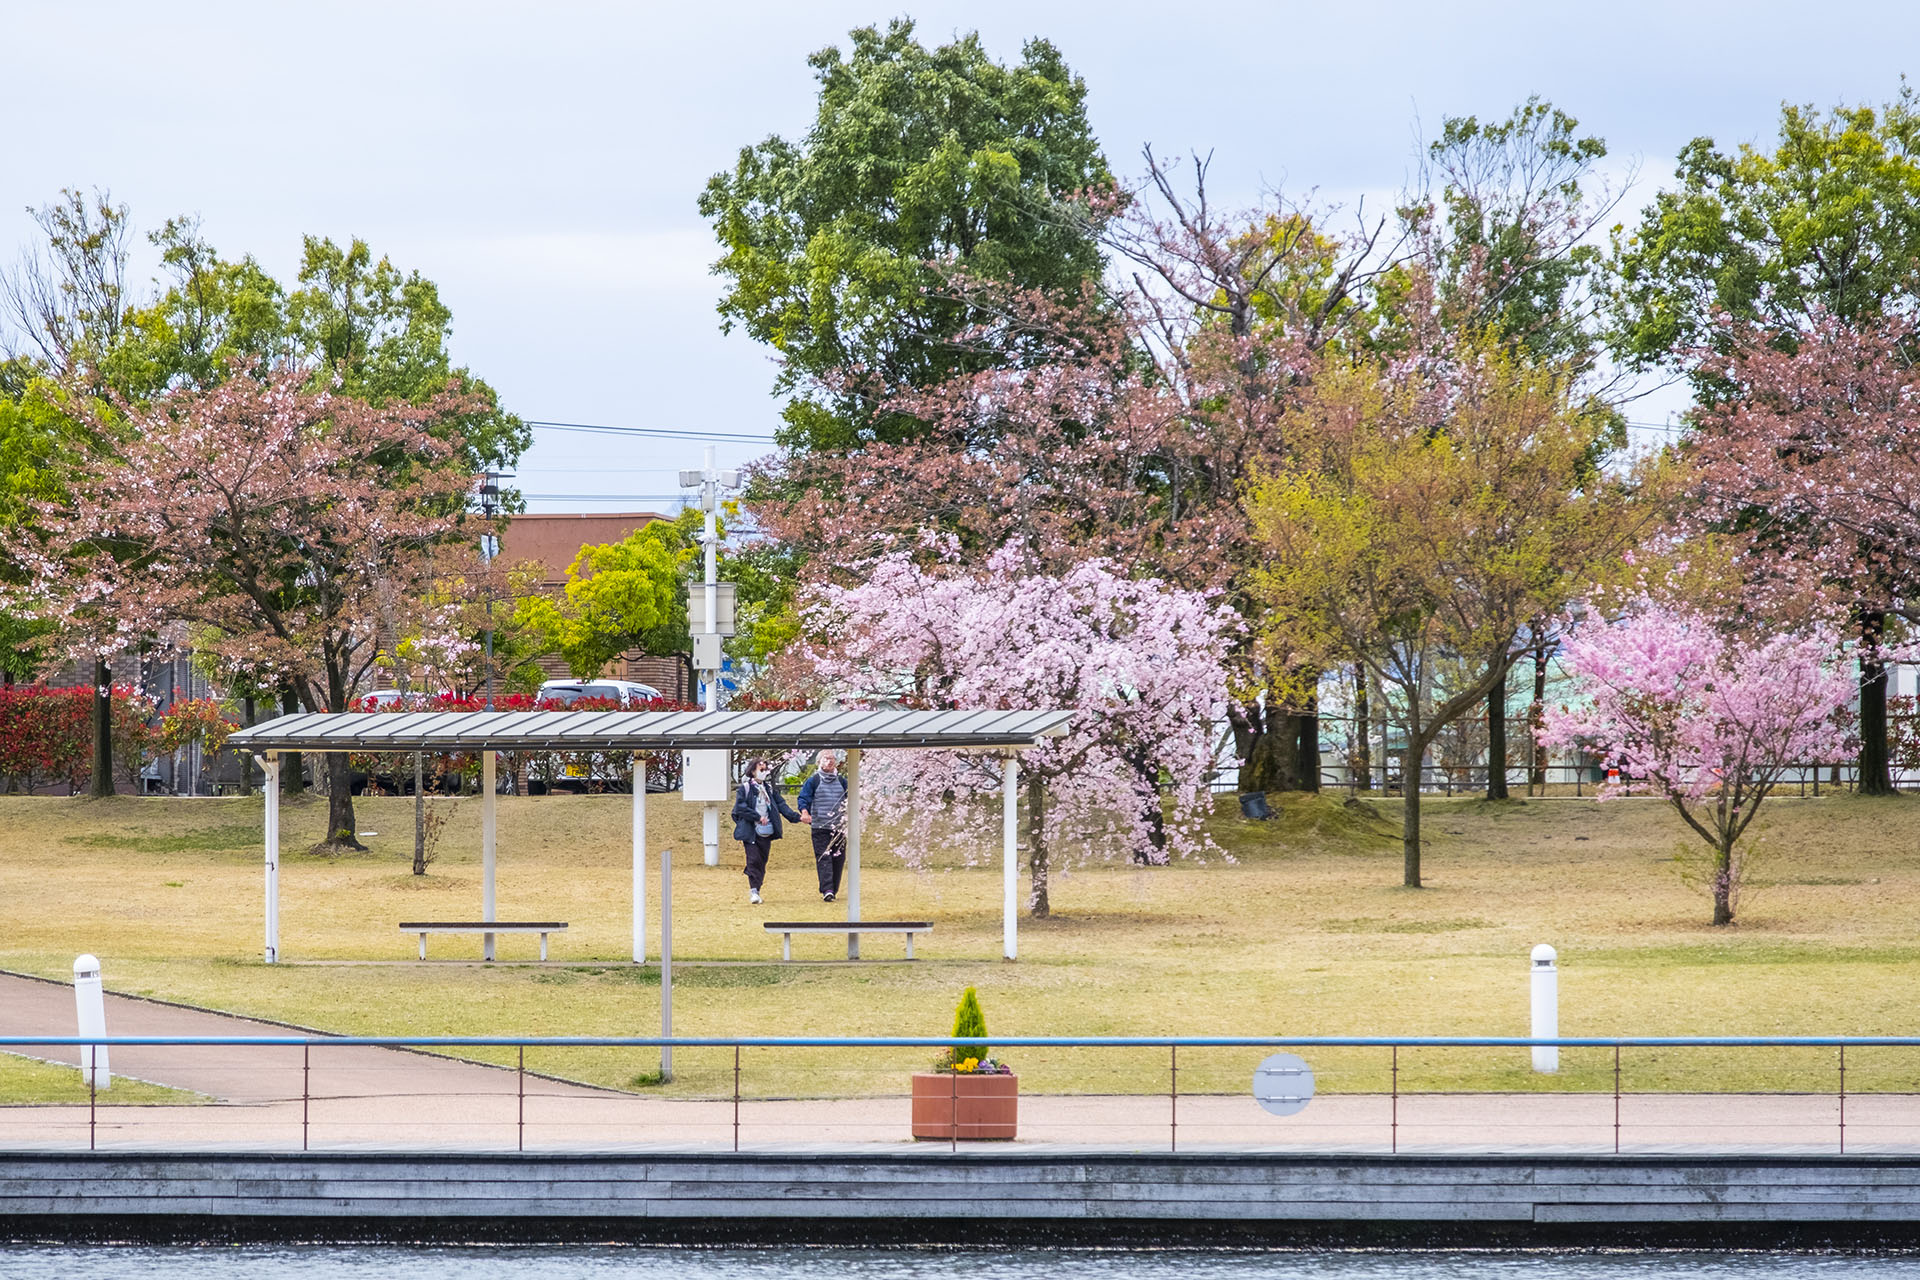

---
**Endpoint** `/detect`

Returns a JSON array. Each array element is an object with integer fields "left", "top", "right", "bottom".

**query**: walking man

[{"left": 797, "top": 749, "right": 849, "bottom": 902}]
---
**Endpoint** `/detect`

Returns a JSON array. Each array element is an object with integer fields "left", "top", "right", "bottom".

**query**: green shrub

[{"left": 950, "top": 986, "right": 988, "bottom": 1062}]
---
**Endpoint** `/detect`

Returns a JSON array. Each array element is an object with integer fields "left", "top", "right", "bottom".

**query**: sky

[{"left": 4, "top": 0, "right": 1916, "bottom": 512}]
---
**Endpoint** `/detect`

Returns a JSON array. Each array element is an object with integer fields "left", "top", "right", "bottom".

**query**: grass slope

[
  {"left": 0, "top": 1051, "right": 203, "bottom": 1105},
  {"left": 1, "top": 788, "right": 1915, "bottom": 1098}
]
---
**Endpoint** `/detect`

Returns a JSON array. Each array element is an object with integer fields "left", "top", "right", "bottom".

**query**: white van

[{"left": 536, "top": 679, "right": 662, "bottom": 707}]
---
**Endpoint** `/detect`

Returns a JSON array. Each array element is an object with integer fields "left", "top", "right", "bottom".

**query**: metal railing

[
  {"left": 1206, "top": 762, "right": 1920, "bottom": 798},
  {"left": 5, "top": 1034, "right": 1917, "bottom": 1157}
]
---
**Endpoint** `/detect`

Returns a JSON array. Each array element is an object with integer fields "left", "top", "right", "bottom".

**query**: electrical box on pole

[{"left": 685, "top": 581, "right": 738, "bottom": 636}]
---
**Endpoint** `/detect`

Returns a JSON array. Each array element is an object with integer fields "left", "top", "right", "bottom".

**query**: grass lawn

[
  {"left": 0, "top": 1051, "right": 203, "bottom": 1106},
  {"left": 2, "top": 787, "right": 1917, "bottom": 1099}
]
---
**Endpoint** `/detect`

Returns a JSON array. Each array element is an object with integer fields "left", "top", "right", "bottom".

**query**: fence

[
  {"left": 6, "top": 1034, "right": 1919, "bottom": 1156},
  {"left": 1207, "top": 762, "right": 1920, "bottom": 798}
]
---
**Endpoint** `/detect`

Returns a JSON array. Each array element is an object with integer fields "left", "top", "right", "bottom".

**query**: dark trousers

[
  {"left": 811, "top": 828, "right": 846, "bottom": 894},
  {"left": 742, "top": 835, "right": 773, "bottom": 889}
]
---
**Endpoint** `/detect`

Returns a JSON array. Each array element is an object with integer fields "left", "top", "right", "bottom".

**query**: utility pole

[
  {"left": 478, "top": 471, "right": 509, "bottom": 711},
  {"left": 680, "top": 448, "right": 740, "bottom": 868}
]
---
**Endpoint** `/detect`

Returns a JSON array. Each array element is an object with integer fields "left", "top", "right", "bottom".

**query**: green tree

[
  {"left": 1611, "top": 88, "right": 1920, "bottom": 796},
  {"left": 1417, "top": 97, "right": 1615, "bottom": 365},
  {"left": 699, "top": 18, "right": 1112, "bottom": 453},
  {"left": 1250, "top": 336, "right": 1652, "bottom": 888},
  {"left": 0, "top": 361, "right": 71, "bottom": 679},
  {"left": 516, "top": 515, "right": 694, "bottom": 679},
  {"left": 286, "top": 236, "right": 528, "bottom": 473},
  {"left": 111, "top": 218, "right": 289, "bottom": 396},
  {"left": 1611, "top": 87, "right": 1920, "bottom": 382},
  {"left": 3, "top": 193, "right": 532, "bottom": 796},
  {"left": 0, "top": 190, "right": 137, "bottom": 793}
]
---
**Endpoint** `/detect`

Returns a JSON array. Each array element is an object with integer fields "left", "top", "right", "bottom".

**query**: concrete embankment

[{"left": 11, "top": 1151, "right": 1920, "bottom": 1245}]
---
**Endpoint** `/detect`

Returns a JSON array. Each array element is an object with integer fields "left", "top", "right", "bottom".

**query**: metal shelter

[{"left": 227, "top": 706, "right": 1071, "bottom": 978}]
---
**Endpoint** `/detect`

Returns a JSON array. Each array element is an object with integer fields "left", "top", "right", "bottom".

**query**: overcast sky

[{"left": 5, "top": 1, "right": 1914, "bottom": 511}]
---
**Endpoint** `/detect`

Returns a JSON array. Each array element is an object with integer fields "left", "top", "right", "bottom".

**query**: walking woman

[{"left": 732, "top": 757, "right": 804, "bottom": 905}]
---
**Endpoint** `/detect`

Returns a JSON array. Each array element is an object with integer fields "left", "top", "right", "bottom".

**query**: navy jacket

[{"left": 732, "top": 779, "right": 801, "bottom": 843}]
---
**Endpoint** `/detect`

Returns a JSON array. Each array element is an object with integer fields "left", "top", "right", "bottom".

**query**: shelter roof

[{"left": 227, "top": 708, "right": 1074, "bottom": 753}]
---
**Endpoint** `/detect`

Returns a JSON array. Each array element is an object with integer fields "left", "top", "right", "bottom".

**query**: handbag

[{"left": 754, "top": 820, "right": 774, "bottom": 837}]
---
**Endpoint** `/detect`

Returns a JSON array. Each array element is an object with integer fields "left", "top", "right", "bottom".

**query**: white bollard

[
  {"left": 73, "top": 954, "right": 110, "bottom": 1091},
  {"left": 1530, "top": 943, "right": 1559, "bottom": 1073},
  {"left": 702, "top": 805, "right": 720, "bottom": 867}
]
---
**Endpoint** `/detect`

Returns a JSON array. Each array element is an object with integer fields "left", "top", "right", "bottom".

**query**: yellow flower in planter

[{"left": 957, "top": 1057, "right": 979, "bottom": 1073}]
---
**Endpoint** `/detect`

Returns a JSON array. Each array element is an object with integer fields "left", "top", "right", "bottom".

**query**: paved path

[{"left": 5, "top": 972, "right": 1918, "bottom": 1154}]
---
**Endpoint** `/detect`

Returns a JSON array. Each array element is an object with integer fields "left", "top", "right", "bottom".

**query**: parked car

[
  {"left": 529, "top": 679, "right": 671, "bottom": 795},
  {"left": 536, "top": 679, "right": 661, "bottom": 707}
]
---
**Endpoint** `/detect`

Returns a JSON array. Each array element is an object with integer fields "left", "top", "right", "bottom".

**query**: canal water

[{"left": 3, "top": 1248, "right": 1920, "bottom": 1279}]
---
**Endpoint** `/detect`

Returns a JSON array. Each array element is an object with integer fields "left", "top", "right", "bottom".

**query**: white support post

[
  {"left": 633, "top": 754, "right": 647, "bottom": 964},
  {"left": 844, "top": 747, "right": 862, "bottom": 960},
  {"left": 1003, "top": 754, "right": 1019, "bottom": 961},
  {"left": 482, "top": 750, "right": 497, "bottom": 962},
  {"left": 660, "top": 843, "right": 673, "bottom": 1081},
  {"left": 262, "top": 754, "right": 281, "bottom": 965},
  {"left": 73, "top": 955, "right": 109, "bottom": 1090},
  {"left": 1531, "top": 944, "right": 1559, "bottom": 1073}
]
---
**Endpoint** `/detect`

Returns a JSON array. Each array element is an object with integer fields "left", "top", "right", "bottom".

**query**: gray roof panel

[{"left": 227, "top": 707, "right": 1074, "bottom": 753}]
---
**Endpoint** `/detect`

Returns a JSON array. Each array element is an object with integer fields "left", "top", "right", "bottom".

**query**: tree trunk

[
  {"left": 1486, "top": 665, "right": 1509, "bottom": 801},
  {"left": 1026, "top": 772, "right": 1049, "bottom": 918},
  {"left": 1859, "top": 611, "right": 1894, "bottom": 796},
  {"left": 324, "top": 752, "right": 363, "bottom": 849},
  {"left": 1234, "top": 701, "right": 1303, "bottom": 794},
  {"left": 1529, "top": 645, "right": 1549, "bottom": 794},
  {"left": 88, "top": 657, "right": 114, "bottom": 799},
  {"left": 1712, "top": 838, "right": 1735, "bottom": 926},
  {"left": 1295, "top": 695, "right": 1321, "bottom": 792},
  {"left": 413, "top": 751, "right": 426, "bottom": 875},
  {"left": 1353, "top": 666, "right": 1372, "bottom": 792},
  {"left": 1402, "top": 741, "right": 1424, "bottom": 888},
  {"left": 279, "top": 688, "right": 305, "bottom": 796}
]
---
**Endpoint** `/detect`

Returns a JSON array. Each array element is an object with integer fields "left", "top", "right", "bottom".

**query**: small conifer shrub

[{"left": 938, "top": 986, "right": 1010, "bottom": 1073}]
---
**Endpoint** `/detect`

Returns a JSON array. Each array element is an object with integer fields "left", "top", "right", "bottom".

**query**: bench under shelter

[{"left": 226, "top": 708, "right": 1070, "bottom": 1073}]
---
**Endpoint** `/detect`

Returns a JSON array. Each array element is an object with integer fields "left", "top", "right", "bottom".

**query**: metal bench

[
  {"left": 399, "top": 921, "right": 568, "bottom": 961},
  {"left": 763, "top": 920, "right": 933, "bottom": 961}
]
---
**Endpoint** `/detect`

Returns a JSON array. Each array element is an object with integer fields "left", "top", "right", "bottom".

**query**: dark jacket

[{"left": 732, "top": 778, "right": 801, "bottom": 843}]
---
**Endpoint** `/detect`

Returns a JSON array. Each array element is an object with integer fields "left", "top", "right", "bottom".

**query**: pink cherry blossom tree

[
  {"left": 4, "top": 364, "right": 483, "bottom": 849},
  {"left": 804, "top": 543, "right": 1234, "bottom": 916},
  {"left": 1539, "top": 600, "right": 1854, "bottom": 926}
]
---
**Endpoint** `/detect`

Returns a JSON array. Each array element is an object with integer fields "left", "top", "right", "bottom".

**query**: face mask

[{"left": 754, "top": 769, "right": 769, "bottom": 780}]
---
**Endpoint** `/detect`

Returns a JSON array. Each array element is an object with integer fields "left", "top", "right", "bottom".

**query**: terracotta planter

[{"left": 910, "top": 1071, "right": 1018, "bottom": 1140}]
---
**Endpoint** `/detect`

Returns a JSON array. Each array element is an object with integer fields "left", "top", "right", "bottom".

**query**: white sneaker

[{"left": 749, "top": 888, "right": 762, "bottom": 905}]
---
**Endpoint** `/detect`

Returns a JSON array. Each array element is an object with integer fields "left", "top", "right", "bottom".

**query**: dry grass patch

[{"left": 1, "top": 789, "right": 1917, "bottom": 1096}]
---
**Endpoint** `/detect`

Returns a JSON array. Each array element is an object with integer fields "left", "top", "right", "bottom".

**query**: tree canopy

[{"left": 700, "top": 18, "right": 1113, "bottom": 453}]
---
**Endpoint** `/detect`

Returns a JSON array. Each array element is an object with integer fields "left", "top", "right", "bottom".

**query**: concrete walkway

[{"left": 4, "top": 973, "right": 1916, "bottom": 1155}]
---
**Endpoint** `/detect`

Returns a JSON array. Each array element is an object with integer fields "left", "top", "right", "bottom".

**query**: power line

[
  {"left": 527, "top": 419, "right": 777, "bottom": 443},
  {"left": 518, "top": 491, "right": 691, "bottom": 498}
]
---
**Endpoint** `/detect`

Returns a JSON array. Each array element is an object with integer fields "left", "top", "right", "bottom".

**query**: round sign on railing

[{"left": 1252, "top": 1052, "right": 1315, "bottom": 1116}]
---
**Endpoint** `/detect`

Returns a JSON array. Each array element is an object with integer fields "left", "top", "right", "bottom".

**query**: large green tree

[
  {"left": 1611, "top": 89, "right": 1920, "bottom": 796},
  {"left": 1612, "top": 89, "right": 1920, "bottom": 381},
  {"left": 699, "top": 18, "right": 1113, "bottom": 453}
]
